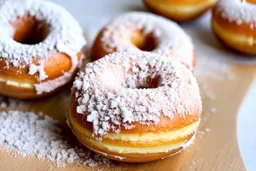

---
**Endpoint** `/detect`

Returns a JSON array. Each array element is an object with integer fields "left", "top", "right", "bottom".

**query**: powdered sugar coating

[
  {"left": 99, "top": 12, "right": 194, "bottom": 70},
  {"left": 216, "top": 0, "right": 256, "bottom": 26},
  {"left": 0, "top": 0, "right": 86, "bottom": 93},
  {"left": 0, "top": 110, "right": 111, "bottom": 167},
  {"left": 73, "top": 52, "right": 202, "bottom": 137}
]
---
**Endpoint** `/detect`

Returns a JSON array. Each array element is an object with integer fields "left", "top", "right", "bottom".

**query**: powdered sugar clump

[
  {"left": 0, "top": 110, "right": 112, "bottom": 168},
  {"left": 0, "top": 0, "right": 86, "bottom": 82},
  {"left": 216, "top": 0, "right": 256, "bottom": 27},
  {"left": 99, "top": 12, "right": 194, "bottom": 70},
  {"left": 73, "top": 52, "right": 202, "bottom": 137}
]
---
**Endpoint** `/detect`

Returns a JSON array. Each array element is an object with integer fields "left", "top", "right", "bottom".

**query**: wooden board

[
  {"left": 1, "top": 1, "right": 256, "bottom": 170},
  {"left": 0, "top": 65, "right": 255, "bottom": 171}
]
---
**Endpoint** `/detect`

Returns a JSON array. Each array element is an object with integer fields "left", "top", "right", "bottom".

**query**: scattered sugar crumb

[
  {"left": 0, "top": 96, "right": 26, "bottom": 110},
  {"left": 210, "top": 107, "right": 216, "bottom": 113},
  {"left": 189, "top": 160, "right": 199, "bottom": 170},
  {"left": 202, "top": 107, "right": 217, "bottom": 121},
  {"left": 197, "top": 128, "right": 211, "bottom": 138},
  {"left": 0, "top": 110, "right": 112, "bottom": 168},
  {"left": 0, "top": 102, "right": 7, "bottom": 108},
  {"left": 205, "top": 128, "right": 211, "bottom": 132}
]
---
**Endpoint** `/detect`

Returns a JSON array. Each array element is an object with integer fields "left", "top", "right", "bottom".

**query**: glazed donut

[
  {"left": 91, "top": 12, "right": 195, "bottom": 71},
  {"left": 0, "top": 0, "right": 86, "bottom": 99},
  {"left": 143, "top": 0, "right": 217, "bottom": 22},
  {"left": 212, "top": 0, "right": 256, "bottom": 55},
  {"left": 69, "top": 52, "right": 202, "bottom": 163}
]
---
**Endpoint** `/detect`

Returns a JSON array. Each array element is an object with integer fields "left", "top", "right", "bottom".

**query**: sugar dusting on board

[
  {"left": 195, "top": 55, "right": 235, "bottom": 101},
  {"left": 0, "top": 110, "right": 113, "bottom": 168},
  {"left": 194, "top": 48, "right": 235, "bottom": 140}
]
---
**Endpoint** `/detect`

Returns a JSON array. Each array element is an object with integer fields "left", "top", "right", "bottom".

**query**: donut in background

[
  {"left": 91, "top": 12, "right": 195, "bottom": 71},
  {"left": 0, "top": 0, "right": 86, "bottom": 99},
  {"left": 143, "top": 0, "right": 217, "bottom": 22},
  {"left": 212, "top": 0, "right": 256, "bottom": 55}
]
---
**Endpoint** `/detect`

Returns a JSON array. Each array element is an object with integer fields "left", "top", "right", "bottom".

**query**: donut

[
  {"left": 91, "top": 12, "right": 195, "bottom": 71},
  {"left": 0, "top": 0, "right": 86, "bottom": 99},
  {"left": 69, "top": 52, "right": 202, "bottom": 163},
  {"left": 212, "top": 0, "right": 256, "bottom": 55},
  {"left": 143, "top": 0, "right": 217, "bottom": 22}
]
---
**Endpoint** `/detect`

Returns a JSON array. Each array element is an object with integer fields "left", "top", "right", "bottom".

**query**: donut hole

[
  {"left": 102, "top": 67, "right": 160, "bottom": 90},
  {"left": 136, "top": 75, "right": 160, "bottom": 89},
  {"left": 123, "top": 74, "right": 160, "bottom": 89},
  {"left": 10, "top": 15, "right": 49, "bottom": 45},
  {"left": 130, "top": 31, "right": 157, "bottom": 52}
]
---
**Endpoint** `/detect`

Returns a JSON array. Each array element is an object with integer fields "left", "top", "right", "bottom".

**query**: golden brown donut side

[
  {"left": 0, "top": 52, "right": 82, "bottom": 99},
  {"left": 143, "top": 0, "right": 217, "bottom": 22},
  {"left": 70, "top": 93, "right": 200, "bottom": 134},
  {"left": 212, "top": 6, "right": 256, "bottom": 55},
  {"left": 72, "top": 124, "right": 194, "bottom": 163},
  {"left": 69, "top": 90, "right": 200, "bottom": 162}
]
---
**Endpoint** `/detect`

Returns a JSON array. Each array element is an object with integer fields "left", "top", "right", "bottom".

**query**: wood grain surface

[{"left": 0, "top": 65, "right": 255, "bottom": 171}]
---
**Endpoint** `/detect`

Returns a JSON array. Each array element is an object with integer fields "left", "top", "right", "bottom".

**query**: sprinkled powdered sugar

[
  {"left": 73, "top": 52, "right": 202, "bottom": 137},
  {"left": 100, "top": 12, "right": 194, "bottom": 70},
  {"left": 0, "top": 97, "right": 26, "bottom": 109},
  {"left": 0, "top": 0, "right": 86, "bottom": 94},
  {"left": 217, "top": 0, "right": 256, "bottom": 27},
  {"left": 0, "top": 110, "right": 112, "bottom": 168}
]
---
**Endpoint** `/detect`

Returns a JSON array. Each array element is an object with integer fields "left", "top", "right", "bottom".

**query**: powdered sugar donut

[
  {"left": 69, "top": 52, "right": 202, "bottom": 163},
  {"left": 0, "top": 0, "right": 86, "bottom": 99},
  {"left": 212, "top": 0, "right": 256, "bottom": 55},
  {"left": 91, "top": 12, "right": 195, "bottom": 71}
]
